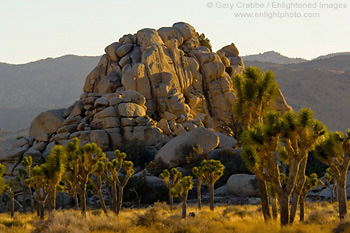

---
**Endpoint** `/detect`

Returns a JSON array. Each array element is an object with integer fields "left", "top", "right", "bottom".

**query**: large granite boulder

[
  {"left": 227, "top": 174, "right": 259, "bottom": 197},
  {"left": 29, "top": 109, "right": 65, "bottom": 141},
  {"left": 155, "top": 127, "right": 219, "bottom": 167}
]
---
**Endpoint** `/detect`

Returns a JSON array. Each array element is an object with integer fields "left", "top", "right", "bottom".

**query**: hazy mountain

[
  {"left": 244, "top": 55, "right": 350, "bottom": 132},
  {"left": 0, "top": 55, "right": 101, "bottom": 131},
  {"left": 242, "top": 51, "right": 307, "bottom": 64}
]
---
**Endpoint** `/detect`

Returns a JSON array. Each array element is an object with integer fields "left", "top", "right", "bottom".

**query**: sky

[{"left": 0, "top": 0, "right": 349, "bottom": 64}]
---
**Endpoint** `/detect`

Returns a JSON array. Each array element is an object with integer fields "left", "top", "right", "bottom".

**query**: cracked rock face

[
  {"left": 83, "top": 22, "right": 246, "bottom": 133},
  {"left": 0, "top": 22, "right": 290, "bottom": 195}
]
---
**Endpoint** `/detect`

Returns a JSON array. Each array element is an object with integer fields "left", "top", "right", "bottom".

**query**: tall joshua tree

[
  {"left": 76, "top": 142, "right": 105, "bottom": 215},
  {"left": 241, "top": 109, "right": 326, "bottom": 225},
  {"left": 199, "top": 159, "right": 224, "bottom": 211},
  {"left": 63, "top": 137, "right": 80, "bottom": 210},
  {"left": 22, "top": 156, "right": 35, "bottom": 213},
  {"left": 5, "top": 180, "right": 15, "bottom": 218},
  {"left": 232, "top": 66, "right": 280, "bottom": 221},
  {"left": 46, "top": 145, "right": 66, "bottom": 211},
  {"left": 160, "top": 168, "right": 182, "bottom": 209},
  {"left": 26, "top": 164, "right": 49, "bottom": 219},
  {"left": 106, "top": 149, "right": 134, "bottom": 215},
  {"left": 314, "top": 130, "right": 350, "bottom": 219},
  {"left": 170, "top": 176, "right": 194, "bottom": 218}
]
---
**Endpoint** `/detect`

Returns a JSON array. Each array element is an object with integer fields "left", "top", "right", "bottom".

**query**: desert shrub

[
  {"left": 307, "top": 210, "right": 331, "bottom": 224},
  {"left": 135, "top": 206, "right": 164, "bottom": 227},
  {"left": 0, "top": 219, "right": 23, "bottom": 227},
  {"left": 182, "top": 144, "right": 205, "bottom": 168},
  {"left": 145, "top": 159, "right": 169, "bottom": 176},
  {"left": 334, "top": 221, "right": 350, "bottom": 233},
  {"left": 198, "top": 33, "right": 212, "bottom": 52}
]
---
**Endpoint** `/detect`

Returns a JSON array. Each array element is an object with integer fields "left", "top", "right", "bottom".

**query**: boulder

[
  {"left": 122, "top": 90, "right": 146, "bottom": 105},
  {"left": 116, "top": 44, "right": 133, "bottom": 58},
  {"left": 154, "top": 127, "right": 219, "bottom": 167},
  {"left": 0, "top": 147, "right": 27, "bottom": 176},
  {"left": 93, "top": 107, "right": 118, "bottom": 120},
  {"left": 23, "top": 149, "right": 42, "bottom": 164},
  {"left": 136, "top": 28, "right": 164, "bottom": 52},
  {"left": 118, "top": 103, "right": 146, "bottom": 117},
  {"left": 29, "top": 109, "right": 65, "bottom": 141},
  {"left": 211, "top": 131, "right": 237, "bottom": 149},
  {"left": 90, "top": 130, "right": 110, "bottom": 151},
  {"left": 105, "top": 42, "right": 121, "bottom": 61},
  {"left": 227, "top": 174, "right": 259, "bottom": 197}
]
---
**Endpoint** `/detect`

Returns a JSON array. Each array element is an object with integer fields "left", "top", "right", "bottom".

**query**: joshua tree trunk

[
  {"left": 29, "top": 188, "right": 35, "bottom": 213},
  {"left": 97, "top": 177, "right": 108, "bottom": 214},
  {"left": 39, "top": 200, "right": 45, "bottom": 220},
  {"left": 48, "top": 185, "right": 57, "bottom": 211},
  {"left": 80, "top": 191, "right": 87, "bottom": 215},
  {"left": 337, "top": 175, "right": 347, "bottom": 219},
  {"left": 299, "top": 192, "right": 307, "bottom": 222},
  {"left": 111, "top": 182, "right": 117, "bottom": 212},
  {"left": 258, "top": 178, "right": 271, "bottom": 221},
  {"left": 182, "top": 192, "right": 189, "bottom": 219},
  {"left": 197, "top": 180, "right": 201, "bottom": 209},
  {"left": 116, "top": 186, "right": 123, "bottom": 215},
  {"left": 280, "top": 194, "right": 290, "bottom": 226},
  {"left": 271, "top": 196, "right": 278, "bottom": 219},
  {"left": 169, "top": 196, "right": 174, "bottom": 210},
  {"left": 74, "top": 193, "right": 79, "bottom": 210},
  {"left": 10, "top": 191, "right": 14, "bottom": 218},
  {"left": 0, "top": 194, "right": 3, "bottom": 213},
  {"left": 208, "top": 183, "right": 214, "bottom": 211},
  {"left": 289, "top": 157, "right": 307, "bottom": 224}
]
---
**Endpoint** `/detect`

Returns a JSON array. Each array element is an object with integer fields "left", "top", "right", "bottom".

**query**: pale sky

[{"left": 0, "top": 0, "right": 349, "bottom": 64}]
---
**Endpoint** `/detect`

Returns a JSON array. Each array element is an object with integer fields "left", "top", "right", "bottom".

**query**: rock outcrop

[{"left": 0, "top": 22, "right": 290, "bottom": 196}]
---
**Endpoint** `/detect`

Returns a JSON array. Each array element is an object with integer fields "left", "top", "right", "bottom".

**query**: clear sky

[{"left": 0, "top": 0, "right": 349, "bottom": 64}]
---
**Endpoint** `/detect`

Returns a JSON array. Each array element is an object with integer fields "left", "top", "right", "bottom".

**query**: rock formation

[{"left": 0, "top": 22, "right": 290, "bottom": 196}]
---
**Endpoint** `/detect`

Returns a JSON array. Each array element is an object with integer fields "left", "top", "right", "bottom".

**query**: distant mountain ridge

[
  {"left": 245, "top": 54, "right": 350, "bottom": 132},
  {"left": 0, "top": 55, "right": 101, "bottom": 131},
  {"left": 0, "top": 52, "right": 349, "bottom": 132},
  {"left": 242, "top": 51, "right": 307, "bottom": 64}
]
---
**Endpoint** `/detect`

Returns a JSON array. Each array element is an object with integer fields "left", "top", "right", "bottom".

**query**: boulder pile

[{"left": 0, "top": 22, "right": 290, "bottom": 197}]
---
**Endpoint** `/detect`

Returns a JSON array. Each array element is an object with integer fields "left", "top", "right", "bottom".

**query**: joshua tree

[
  {"left": 170, "top": 176, "right": 194, "bottom": 218},
  {"left": 63, "top": 138, "right": 80, "bottom": 210},
  {"left": 199, "top": 159, "right": 224, "bottom": 211},
  {"left": 324, "top": 167, "right": 336, "bottom": 203},
  {"left": 89, "top": 161, "right": 108, "bottom": 214},
  {"left": 192, "top": 166, "right": 204, "bottom": 209},
  {"left": 26, "top": 164, "right": 49, "bottom": 219},
  {"left": 21, "top": 156, "right": 35, "bottom": 213},
  {"left": 314, "top": 130, "right": 350, "bottom": 219},
  {"left": 232, "top": 66, "right": 280, "bottom": 221},
  {"left": 45, "top": 145, "right": 66, "bottom": 211},
  {"left": 106, "top": 149, "right": 134, "bottom": 215},
  {"left": 160, "top": 168, "right": 182, "bottom": 209},
  {"left": 299, "top": 173, "right": 323, "bottom": 221},
  {"left": 240, "top": 109, "right": 326, "bottom": 225},
  {"left": 5, "top": 180, "right": 15, "bottom": 218},
  {"left": 77, "top": 142, "right": 105, "bottom": 215}
]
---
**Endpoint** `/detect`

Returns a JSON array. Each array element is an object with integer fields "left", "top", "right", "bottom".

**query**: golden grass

[{"left": 0, "top": 201, "right": 347, "bottom": 233}]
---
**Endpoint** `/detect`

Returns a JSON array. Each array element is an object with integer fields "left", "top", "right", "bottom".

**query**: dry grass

[{"left": 0, "top": 201, "right": 347, "bottom": 233}]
